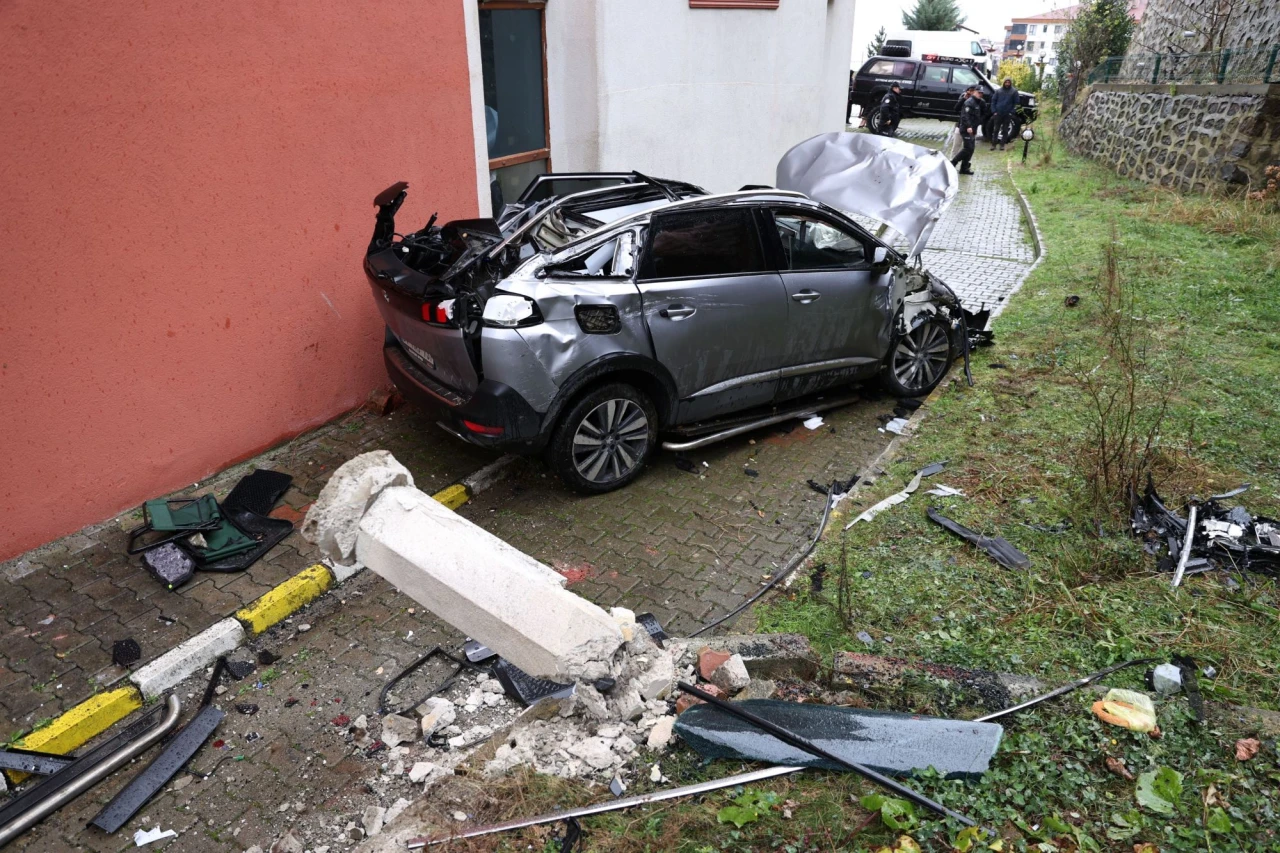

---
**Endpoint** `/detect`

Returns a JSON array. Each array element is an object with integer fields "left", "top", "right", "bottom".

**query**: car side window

[
  {"left": 894, "top": 61, "right": 918, "bottom": 78},
  {"left": 922, "top": 66, "right": 949, "bottom": 84},
  {"left": 867, "top": 60, "right": 895, "bottom": 76},
  {"left": 638, "top": 209, "right": 765, "bottom": 280},
  {"left": 545, "top": 231, "right": 635, "bottom": 278},
  {"left": 952, "top": 67, "right": 980, "bottom": 87},
  {"left": 773, "top": 214, "right": 865, "bottom": 271}
]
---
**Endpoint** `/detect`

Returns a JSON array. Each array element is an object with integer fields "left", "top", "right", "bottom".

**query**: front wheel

[
  {"left": 880, "top": 318, "right": 954, "bottom": 398},
  {"left": 865, "top": 105, "right": 886, "bottom": 134},
  {"left": 547, "top": 383, "right": 657, "bottom": 494}
]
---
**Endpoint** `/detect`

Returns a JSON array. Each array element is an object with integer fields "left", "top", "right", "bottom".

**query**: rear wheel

[
  {"left": 548, "top": 383, "right": 657, "bottom": 494},
  {"left": 880, "top": 319, "right": 953, "bottom": 397},
  {"left": 866, "top": 104, "right": 886, "bottom": 134}
]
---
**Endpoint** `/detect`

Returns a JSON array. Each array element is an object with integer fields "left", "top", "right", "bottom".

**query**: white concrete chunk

[
  {"left": 301, "top": 451, "right": 414, "bottom": 566},
  {"left": 130, "top": 618, "right": 245, "bottom": 699},
  {"left": 356, "top": 486, "right": 622, "bottom": 680}
]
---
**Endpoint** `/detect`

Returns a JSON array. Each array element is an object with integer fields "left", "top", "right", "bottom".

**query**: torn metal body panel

[
  {"left": 365, "top": 158, "right": 970, "bottom": 494},
  {"left": 776, "top": 132, "right": 958, "bottom": 258}
]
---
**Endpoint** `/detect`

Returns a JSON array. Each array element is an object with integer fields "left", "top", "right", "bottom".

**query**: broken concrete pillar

[
  {"left": 354, "top": 484, "right": 623, "bottom": 681},
  {"left": 301, "top": 450, "right": 414, "bottom": 566}
]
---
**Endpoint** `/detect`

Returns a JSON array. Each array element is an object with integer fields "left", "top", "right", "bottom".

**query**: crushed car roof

[{"left": 775, "top": 132, "right": 958, "bottom": 258}]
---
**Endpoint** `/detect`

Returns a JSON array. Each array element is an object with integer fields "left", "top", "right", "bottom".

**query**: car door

[
  {"left": 915, "top": 63, "right": 953, "bottom": 117},
  {"left": 635, "top": 207, "right": 786, "bottom": 420},
  {"left": 765, "top": 208, "right": 888, "bottom": 400}
]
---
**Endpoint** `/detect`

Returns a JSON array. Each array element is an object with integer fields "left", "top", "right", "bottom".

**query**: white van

[{"left": 882, "top": 30, "right": 986, "bottom": 65}]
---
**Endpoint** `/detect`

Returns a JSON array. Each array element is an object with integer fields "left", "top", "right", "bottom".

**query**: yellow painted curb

[
  {"left": 6, "top": 685, "right": 143, "bottom": 783},
  {"left": 235, "top": 563, "right": 333, "bottom": 635},
  {"left": 432, "top": 483, "right": 471, "bottom": 511}
]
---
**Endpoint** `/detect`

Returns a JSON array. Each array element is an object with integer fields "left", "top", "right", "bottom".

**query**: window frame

[
  {"left": 761, "top": 207, "right": 874, "bottom": 274},
  {"left": 636, "top": 207, "right": 772, "bottom": 282},
  {"left": 479, "top": 1, "right": 552, "bottom": 174}
]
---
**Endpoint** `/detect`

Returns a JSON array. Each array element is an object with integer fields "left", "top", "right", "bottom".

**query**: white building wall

[{"left": 546, "top": 0, "right": 856, "bottom": 192}]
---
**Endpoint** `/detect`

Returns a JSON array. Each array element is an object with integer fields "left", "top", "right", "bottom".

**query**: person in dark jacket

[
  {"left": 989, "top": 77, "right": 1018, "bottom": 150},
  {"left": 877, "top": 84, "right": 902, "bottom": 136},
  {"left": 951, "top": 87, "right": 982, "bottom": 175}
]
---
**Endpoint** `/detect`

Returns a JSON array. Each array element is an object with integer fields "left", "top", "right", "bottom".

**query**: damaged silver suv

[{"left": 365, "top": 133, "right": 971, "bottom": 493}]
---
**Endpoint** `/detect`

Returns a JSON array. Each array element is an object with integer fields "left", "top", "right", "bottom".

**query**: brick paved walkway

[{"left": 2, "top": 139, "right": 1039, "bottom": 835}]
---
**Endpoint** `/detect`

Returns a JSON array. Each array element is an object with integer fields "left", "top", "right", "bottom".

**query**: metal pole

[
  {"left": 1217, "top": 49, "right": 1231, "bottom": 84},
  {"left": 405, "top": 765, "right": 805, "bottom": 848},
  {"left": 973, "top": 658, "right": 1156, "bottom": 722},
  {"left": 1152, "top": 55, "right": 1161, "bottom": 85},
  {"left": 1265, "top": 45, "right": 1278, "bottom": 84},
  {"left": 1022, "top": 137, "right": 1030, "bottom": 164},
  {"left": 674, "top": 682, "right": 976, "bottom": 827},
  {"left": 0, "top": 696, "right": 181, "bottom": 846}
]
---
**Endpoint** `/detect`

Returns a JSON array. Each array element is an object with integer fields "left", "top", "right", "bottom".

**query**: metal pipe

[
  {"left": 1171, "top": 504, "right": 1198, "bottom": 588},
  {"left": 972, "top": 658, "right": 1156, "bottom": 723},
  {"left": 675, "top": 682, "right": 976, "bottom": 827},
  {"left": 405, "top": 765, "right": 804, "bottom": 848},
  {"left": 0, "top": 695, "right": 182, "bottom": 846},
  {"left": 660, "top": 394, "right": 860, "bottom": 452}
]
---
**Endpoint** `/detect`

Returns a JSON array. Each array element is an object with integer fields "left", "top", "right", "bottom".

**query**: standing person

[
  {"left": 951, "top": 87, "right": 982, "bottom": 175},
  {"left": 877, "top": 84, "right": 902, "bottom": 137},
  {"left": 989, "top": 78, "right": 1018, "bottom": 151}
]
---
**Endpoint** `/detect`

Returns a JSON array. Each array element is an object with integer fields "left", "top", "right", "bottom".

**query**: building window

[
  {"left": 1027, "top": 24, "right": 1036, "bottom": 35},
  {"left": 1054, "top": 24, "right": 1064, "bottom": 33},
  {"left": 480, "top": 1, "right": 549, "bottom": 210},
  {"left": 689, "top": 0, "right": 779, "bottom": 7}
]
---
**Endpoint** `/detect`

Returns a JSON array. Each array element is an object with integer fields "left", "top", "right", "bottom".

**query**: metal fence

[{"left": 1088, "top": 44, "right": 1280, "bottom": 85}]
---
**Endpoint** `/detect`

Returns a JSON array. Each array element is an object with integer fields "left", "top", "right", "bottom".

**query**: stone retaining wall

[{"left": 1060, "top": 84, "right": 1280, "bottom": 192}]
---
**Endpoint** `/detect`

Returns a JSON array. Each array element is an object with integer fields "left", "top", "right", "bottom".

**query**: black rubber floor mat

[
  {"left": 188, "top": 507, "right": 292, "bottom": 573},
  {"left": 222, "top": 469, "right": 292, "bottom": 516}
]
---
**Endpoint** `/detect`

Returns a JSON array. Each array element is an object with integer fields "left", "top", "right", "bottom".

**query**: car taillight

[
  {"left": 420, "top": 299, "right": 456, "bottom": 326},
  {"left": 462, "top": 420, "right": 504, "bottom": 436}
]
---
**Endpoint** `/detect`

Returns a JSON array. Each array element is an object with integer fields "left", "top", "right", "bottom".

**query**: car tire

[
  {"left": 547, "top": 383, "right": 657, "bottom": 494},
  {"left": 880, "top": 318, "right": 954, "bottom": 398},
  {"left": 866, "top": 104, "right": 885, "bottom": 134}
]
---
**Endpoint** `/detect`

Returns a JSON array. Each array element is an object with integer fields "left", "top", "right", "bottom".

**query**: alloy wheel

[
  {"left": 571, "top": 398, "right": 650, "bottom": 484},
  {"left": 892, "top": 322, "right": 950, "bottom": 393}
]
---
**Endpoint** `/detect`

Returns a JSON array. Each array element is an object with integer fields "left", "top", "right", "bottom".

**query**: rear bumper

[{"left": 383, "top": 343, "right": 546, "bottom": 451}]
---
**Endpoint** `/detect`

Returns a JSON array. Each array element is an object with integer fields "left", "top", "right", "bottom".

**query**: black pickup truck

[{"left": 849, "top": 54, "right": 1038, "bottom": 135}]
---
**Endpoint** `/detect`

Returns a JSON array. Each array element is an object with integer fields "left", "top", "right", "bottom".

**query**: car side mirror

[{"left": 872, "top": 247, "right": 889, "bottom": 265}]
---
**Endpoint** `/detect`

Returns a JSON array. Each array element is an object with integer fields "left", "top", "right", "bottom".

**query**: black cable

[{"left": 692, "top": 485, "right": 835, "bottom": 637}]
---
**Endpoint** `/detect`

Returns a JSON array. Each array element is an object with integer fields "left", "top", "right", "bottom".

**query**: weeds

[{"left": 1071, "top": 228, "right": 1171, "bottom": 519}]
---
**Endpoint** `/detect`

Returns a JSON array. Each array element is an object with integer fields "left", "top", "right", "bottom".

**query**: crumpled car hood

[{"left": 776, "top": 132, "right": 958, "bottom": 257}]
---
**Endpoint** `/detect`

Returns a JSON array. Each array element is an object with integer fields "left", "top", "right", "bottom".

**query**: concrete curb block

[
  {"left": 6, "top": 456, "right": 522, "bottom": 766},
  {"left": 993, "top": 161, "right": 1048, "bottom": 323},
  {"left": 235, "top": 564, "right": 334, "bottom": 636},
  {"left": 129, "top": 618, "right": 247, "bottom": 699}
]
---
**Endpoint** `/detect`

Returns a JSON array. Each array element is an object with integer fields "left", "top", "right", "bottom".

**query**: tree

[
  {"left": 901, "top": 0, "right": 966, "bottom": 31},
  {"left": 996, "top": 58, "right": 1036, "bottom": 93},
  {"left": 867, "top": 25, "right": 887, "bottom": 59},
  {"left": 1056, "top": 0, "right": 1134, "bottom": 78}
]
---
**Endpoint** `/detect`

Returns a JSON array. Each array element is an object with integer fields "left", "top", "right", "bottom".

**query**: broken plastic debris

[
  {"left": 883, "top": 417, "right": 909, "bottom": 435},
  {"left": 134, "top": 826, "right": 178, "bottom": 846},
  {"left": 1149, "top": 663, "right": 1182, "bottom": 695},
  {"left": 926, "top": 507, "right": 1031, "bottom": 569},
  {"left": 112, "top": 638, "right": 142, "bottom": 667},
  {"left": 1091, "top": 688, "right": 1157, "bottom": 732},
  {"left": 609, "top": 775, "right": 626, "bottom": 797},
  {"left": 924, "top": 485, "right": 964, "bottom": 497},
  {"left": 802, "top": 416, "right": 824, "bottom": 430},
  {"left": 844, "top": 472, "right": 922, "bottom": 530}
]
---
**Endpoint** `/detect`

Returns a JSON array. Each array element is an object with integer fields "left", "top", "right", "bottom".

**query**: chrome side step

[{"left": 660, "top": 394, "right": 860, "bottom": 452}]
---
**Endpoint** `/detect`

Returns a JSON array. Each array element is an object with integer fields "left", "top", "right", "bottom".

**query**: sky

[{"left": 850, "top": 0, "right": 1069, "bottom": 66}]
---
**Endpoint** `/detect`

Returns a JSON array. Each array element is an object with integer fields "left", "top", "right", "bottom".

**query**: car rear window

[
  {"left": 866, "top": 60, "right": 916, "bottom": 77},
  {"left": 639, "top": 209, "right": 766, "bottom": 280}
]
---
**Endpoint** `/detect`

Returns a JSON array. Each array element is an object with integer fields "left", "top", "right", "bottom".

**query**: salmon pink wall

[{"left": 0, "top": 1, "right": 479, "bottom": 559}]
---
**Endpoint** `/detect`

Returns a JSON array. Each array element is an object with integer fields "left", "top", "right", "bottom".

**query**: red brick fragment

[
  {"left": 697, "top": 647, "right": 731, "bottom": 680},
  {"left": 331, "top": 713, "right": 350, "bottom": 727}
]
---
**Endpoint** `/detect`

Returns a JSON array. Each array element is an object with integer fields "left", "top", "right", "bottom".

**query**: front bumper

[{"left": 383, "top": 343, "right": 545, "bottom": 450}]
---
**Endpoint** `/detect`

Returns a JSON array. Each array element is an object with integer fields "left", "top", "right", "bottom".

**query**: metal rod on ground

[
  {"left": 675, "top": 682, "right": 975, "bottom": 827},
  {"left": 972, "top": 658, "right": 1157, "bottom": 722},
  {"left": 1171, "top": 504, "right": 1198, "bottom": 588},
  {"left": 403, "top": 765, "right": 805, "bottom": 848}
]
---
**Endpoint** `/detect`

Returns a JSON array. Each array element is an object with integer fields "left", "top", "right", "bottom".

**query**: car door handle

[
  {"left": 659, "top": 305, "right": 696, "bottom": 320},
  {"left": 790, "top": 290, "right": 821, "bottom": 304}
]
